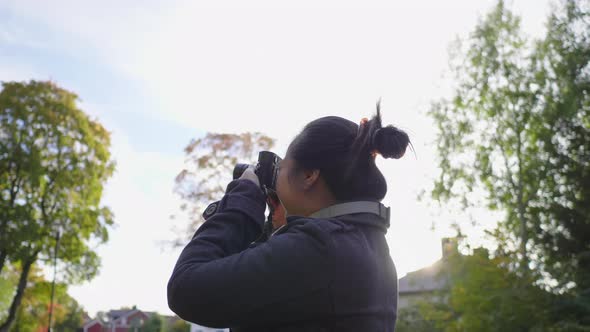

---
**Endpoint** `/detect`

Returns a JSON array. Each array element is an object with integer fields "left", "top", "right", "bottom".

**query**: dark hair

[{"left": 287, "top": 103, "right": 411, "bottom": 201}]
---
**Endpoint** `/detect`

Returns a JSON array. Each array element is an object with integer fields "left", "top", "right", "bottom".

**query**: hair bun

[{"left": 371, "top": 126, "right": 410, "bottom": 159}]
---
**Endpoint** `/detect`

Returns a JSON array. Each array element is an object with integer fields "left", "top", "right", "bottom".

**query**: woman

[{"left": 168, "top": 106, "right": 411, "bottom": 331}]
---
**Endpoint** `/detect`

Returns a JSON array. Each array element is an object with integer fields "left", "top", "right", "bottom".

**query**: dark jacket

[{"left": 167, "top": 179, "right": 398, "bottom": 331}]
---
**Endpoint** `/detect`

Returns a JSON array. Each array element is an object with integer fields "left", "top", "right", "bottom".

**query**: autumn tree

[
  {"left": 0, "top": 80, "right": 115, "bottom": 331},
  {"left": 9, "top": 265, "right": 85, "bottom": 332},
  {"left": 0, "top": 262, "right": 86, "bottom": 332},
  {"left": 173, "top": 132, "right": 274, "bottom": 245}
]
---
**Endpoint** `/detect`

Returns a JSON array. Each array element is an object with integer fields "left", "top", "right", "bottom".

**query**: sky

[{"left": 1, "top": 0, "right": 551, "bottom": 317}]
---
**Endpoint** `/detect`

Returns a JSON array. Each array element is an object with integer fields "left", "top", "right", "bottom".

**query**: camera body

[
  {"left": 233, "top": 151, "right": 282, "bottom": 194},
  {"left": 204, "top": 151, "right": 282, "bottom": 221},
  {"left": 203, "top": 151, "right": 282, "bottom": 241}
]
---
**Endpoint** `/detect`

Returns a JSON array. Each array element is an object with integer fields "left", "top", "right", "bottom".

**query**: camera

[
  {"left": 233, "top": 151, "right": 282, "bottom": 194},
  {"left": 201, "top": 151, "right": 282, "bottom": 241}
]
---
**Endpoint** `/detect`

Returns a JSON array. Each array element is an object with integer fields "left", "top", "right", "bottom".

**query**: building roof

[
  {"left": 398, "top": 259, "right": 448, "bottom": 295},
  {"left": 109, "top": 309, "right": 137, "bottom": 320},
  {"left": 82, "top": 319, "right": 101, "bottom": 329}
]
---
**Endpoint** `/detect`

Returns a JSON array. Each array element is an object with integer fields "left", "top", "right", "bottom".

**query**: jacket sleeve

[{"left": 167, "top": 179, "right": 335, "bottom": 328}]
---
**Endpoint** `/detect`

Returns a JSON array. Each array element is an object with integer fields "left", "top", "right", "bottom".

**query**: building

[
  {"left": 82, "top": 308, "right": 184, "bottom": 332},
  {"left": 83, "top": 309, "right": 149, "bottom": 332},
  {"left": 397, "top": 238, "right": 456, "bottom": 309}
]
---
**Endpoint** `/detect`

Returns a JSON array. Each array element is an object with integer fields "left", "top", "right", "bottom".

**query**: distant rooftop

[
  {"left": 399, "top": 259, "right": 448, "bottom": 294},
  {"left": 398, "top": 237, "right": 459, "bottom": 295}
]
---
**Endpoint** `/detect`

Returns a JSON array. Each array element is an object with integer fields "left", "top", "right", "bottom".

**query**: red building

[{"left": 82, "top": 309, "right": 150, "bottom": 332}]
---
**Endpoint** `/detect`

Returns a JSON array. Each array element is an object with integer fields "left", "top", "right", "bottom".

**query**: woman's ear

[{"left": 302, "top": 169, "right": 321, "bottom": 191}]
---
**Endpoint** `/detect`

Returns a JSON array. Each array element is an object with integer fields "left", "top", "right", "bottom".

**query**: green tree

[
  {"left": 429, "top": 0, "right": 590, "bottom": 280},
  {"left": 0, "top": 266, "right": 17, "bottom": 322},
  {"left": 168, "top": 319, "right": 190, "bottom": 332},
  {"left": 173, "top": 132, "right": 274, "bottom": 245},
  {"left": 531, "top": 0, "right": 590, "bottom": 292},
  {"left": 414, "top": 248, "right": 551, "bottom": 332},
  {"left": 141, "top": 313, "right": 163, "bottom": 332},
  {"left": 0, "top": 80, "right": 114, "bottom": 332},
  {"left": 428, "top": 0, "right": 539, "bottom": 272},
  {"left": 6, "top": 264, "right": 86, "bottom": 332},
  {"left": 427, "top": 0, "right": 590, "bottom": 329},
  {"left": 530, "top": 1, "right": 590, "bottom": 328},
  {"left": 52, "top": 298, "right": 85, "bottom": 332},
  {"left": 396, "top": 306, "right": 443, "bottom": 332}
]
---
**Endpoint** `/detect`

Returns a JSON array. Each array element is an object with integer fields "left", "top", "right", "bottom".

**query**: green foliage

[
  {"left": 173, "top": 132, "right": 274, "bottom": 246},
  {"left": 427, "top": 1, "right": 590, "bottom": 329},
  {"left": 446, "top": 248, "right": 550, "bottom": 331},
  {"left": 401, "top": 247, "right": 551, "bottom": 332},
  {"left": 52, "top": 299, "right": 85, "bottom": 332},
  {"left": 549, "top": 290, "right": 590, "bottom": 331},
  {"left": 429, "top": 0, "right": 589, "bottom": 284},
  {"left": 0, "top": 80, "right": 114, "bottom": 330},
  {"left": 7, "top": 264, "right": 85, "bottom": 332},
  {"left": 528, "top": 0, "right": 590, "bottom": 294},
  {"left": 0, "top": 79, "right": 115, "bottom": 277},
  {"left": 396, "top": 306, "right": 443, "bottom": 332},
  {"left": 429, "top": 0, "right": 540, "bottom": 270},
  {"left": 0, "top": 268, "right": 17, "bottom": 321},
  {"left": 168, "top": 319, "right": 190, "bottom": 332},
  {"left": 141, "top": 313, "right": 163, "bottom": 332}
]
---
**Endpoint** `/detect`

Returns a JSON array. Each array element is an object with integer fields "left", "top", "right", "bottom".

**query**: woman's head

[{"left": 276, "top": 104, "right": 411, "bottom": 217}]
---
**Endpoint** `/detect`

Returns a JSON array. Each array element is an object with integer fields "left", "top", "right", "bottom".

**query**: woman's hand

[
  {"left": 239, "top": 165, "right": 260, "bottom": 187},
  {"left": 239, "top": 166, "right": 285, "bottom": 230},
  {"left": 267, "top": 195, "right": 287, "bottom": 230}
]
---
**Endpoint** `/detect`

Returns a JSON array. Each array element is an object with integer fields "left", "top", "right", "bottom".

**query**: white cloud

[{"left": 1, "top": 0, "right": 551, "bottom": 141}]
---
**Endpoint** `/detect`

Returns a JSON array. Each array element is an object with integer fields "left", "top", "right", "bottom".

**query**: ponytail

[{"left": 288, "top": 102, "right": 411, "bottom": 201}]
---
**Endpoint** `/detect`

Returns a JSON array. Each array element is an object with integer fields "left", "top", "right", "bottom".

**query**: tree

[
  {"left": 168, "top": 319, "right": 190, "bottom": 332},
  {"left": 428, "top": 0, "right": 590, "bottom": 280},
  {"left": 0, "top": 80, "right": 115, "bottom": 331},
  {"left": 428, "top": 0, "right": 540, "bottom": 272},
  {"left": 141, "top": 313, "right": 163, "bottom": 332},
  {"left": 52, "top": 298, "right": 85, "bottom": 332},
  {"left": 5, "top": 264, "right": 86, "bottom": 332},
  {"left": 530, "top": 0, "right": 590, "bottom": 293},
  {"left": 0, "top": 266, "right": 17, "bottom": 322},
  {"left": 427, "top": 0, "right": 590, "bottom": 329},
  {"left": 396, "top": 306, "right": 442, "bottom": 332},
  {"left": 173, "top": 132, "right": 274, "bottom": 246},
  {"left": 409, "top": 247, "right": 551, "bottom": 332},
  {"left": 529, "top": 1, "right": 590, "bottom": 328}
]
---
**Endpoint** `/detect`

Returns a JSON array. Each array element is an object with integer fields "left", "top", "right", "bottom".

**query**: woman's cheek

[
  {"left": 276, "top": 172, "right": 286, "bottom": 202},
  {"left": 278, "top": 177, "right": 294, "bottom": 213}
]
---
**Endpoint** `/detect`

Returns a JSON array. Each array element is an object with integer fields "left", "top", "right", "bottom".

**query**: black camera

[
  {"left": 233, "top": 151, "right": 282, "bottom": 194},
  {"left": 202, "top": 151, "right": 282, "bottom": 242}
]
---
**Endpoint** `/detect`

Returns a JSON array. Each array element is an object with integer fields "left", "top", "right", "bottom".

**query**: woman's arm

[{"left": 167, "top": 179, "right": 334, "bottom": 328}]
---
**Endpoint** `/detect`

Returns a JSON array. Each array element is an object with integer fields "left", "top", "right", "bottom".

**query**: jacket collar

[
  {"left": 283, "top": 201, "right": 391, "bottom": 233},
  {"left": 309, "top": 201, "right": 390, "bottom": 220}
]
